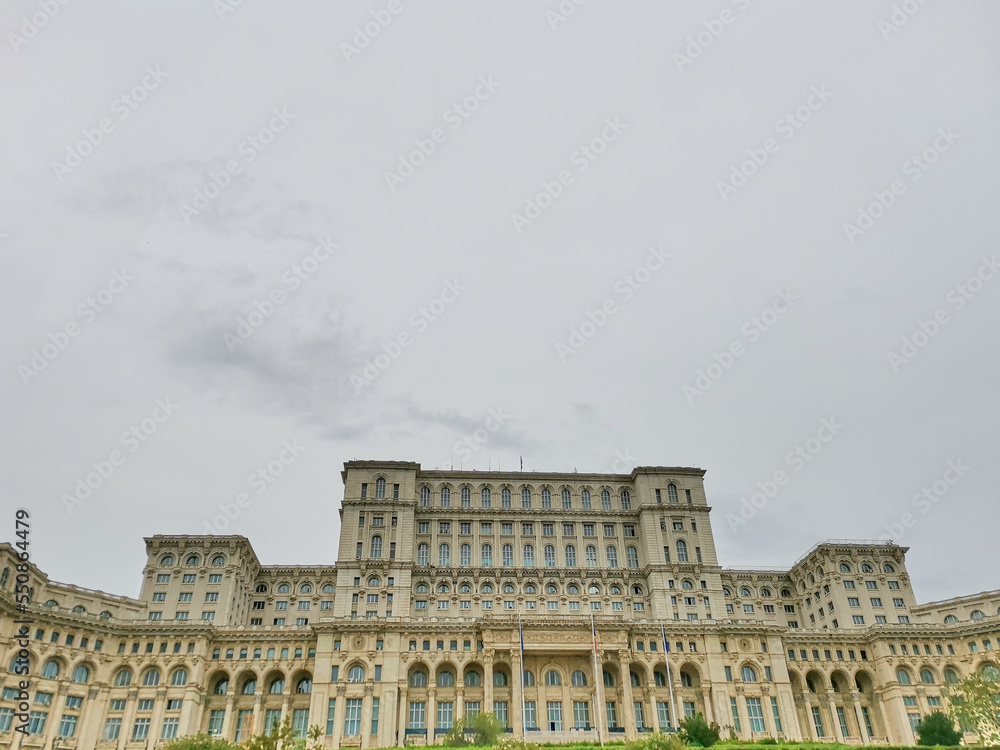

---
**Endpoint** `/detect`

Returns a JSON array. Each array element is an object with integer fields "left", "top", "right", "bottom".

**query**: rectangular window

[
  {"left": 132, "top": 717, "right": 151, "bottom": 741},
  {"left": 326, "top": 699, "right": 337, "bottom": 736},
  {"left": 263, "top": 709, "right": 282, "bottom": 734},
  {"left": 524, "top": 701, "right": 537, "bottom": 729},
  {"left": 344, "top": 698, "right": 362, "bottom": 736},
  {"left": 437, "top": 701, "right": 454, "bottom": 730},
  {"left": 862, "top": 706, "right": 874, "bottom": 738},
  {"left": 494, "top": 701, "right": 509, "bottom": 728},
  {"left": 811, "top": 706, "right": 824, "bottom": 738},
  {"left": 746, "top": 697, "right": 765, "bottom": 733},
  {"left": 837, "top": 706, "right": 850, "bottom": 737},
  {"left": 573, "top": 700, "right": 590, "bottom": 729},
  {"left": 634, "top": 701, "right": 646, "bottom": 730},
  {"left": 844, "top": 580, "right": 855, "bottom": 589},
  {"left": 770, "top": 697, "right": 782, "bottom": 733},
  {"left": 57, "top": 714, "right": 78, "bottom": 738},
  {"left": 730, "top": 697, "right": 741, "bottom": 732},
  {"left": 370, "top": 697, "right": 380, "bottom": 735},
  {"left": 853, "top": 615, "right": 865, "bottom": 625},
  {"left": 684, "top": 701, "right": 696, "bottom": 719},
  {"left": 464, "top": 701, "right": 480, "bottom": 719},
  {"left": 104, "top": 717, "right": 123, "bottom": 740},
  {"left": 291, "top": 708, "right": 309, "bottom": 739},
  {"left": 235, "top": 709, "right": 253, "bottom": 742},
  {"left": 161, "top": 717, "right": 179, "bottom": 739}
]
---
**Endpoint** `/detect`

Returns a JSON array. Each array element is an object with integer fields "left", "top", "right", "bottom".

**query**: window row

[
  {"left": 157, "top": 553, "right": 227, "bottom": 567},
  {"left": 414, "top": 543, "right": 642, "bottom": 568},
  {"left": 414, "top": 580, "right": 644, "bottom": 597}
]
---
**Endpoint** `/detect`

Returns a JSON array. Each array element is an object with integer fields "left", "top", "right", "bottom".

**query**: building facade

[{"left": 1, "top": 461, "right": 998, "bottom": 749}]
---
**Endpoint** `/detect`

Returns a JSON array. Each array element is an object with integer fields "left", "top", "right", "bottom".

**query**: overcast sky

[{"left": 3, "top": 1, "right": 998, "bottom": 605}]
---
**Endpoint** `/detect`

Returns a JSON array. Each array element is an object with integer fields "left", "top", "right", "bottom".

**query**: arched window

[
  {"left": 502, "top": 488, "right": 512, "bottom": 507},
  {"left": 896, "top": 669, "right": 911, "bottom": 685},
  {"left": 186, "top": 554, "right": 200, "bottom": 566},
  {"left": 142, "top": 668, "right": 161, "bottom": 686},
  {"left": 525, "top": 584, "right": 537, "bottom": 594},
  {"left": 781, "top": 588, "right": 792, "bottom": 598},
  {"left": 441, "top": 487, "right": 451, "bottom": 506},
  {"left": 562, "top": 489, "right": 572, "bottom": 509},
  {"left": 606, "top": 546, "right": 618, "bottom": 567},
  {"left": 269, "top": 678, "right": 285, "bottom": 694},
  {"left": 920, "top": 669, "right": 934, "bottom": 684},
  {"left": 375, "top": 478, "right": 386, "bottom": 498},
  {"left": 256, "top": 583, "right": 269, "bottom": 593},
  {"left": 522, "top": 488, "right": 532, "bottom": 508},
  {"left": 523, "top": 545, "right": 535, "bottom": 567},
  {"left": 75, "top": 605, "right": 88, "bottom": 613},
  {"left": 654, "top": 671, "right": 666, "bottom": 687},
  {"left": 581, "top": 489, "right": 591, "bottom": 508},
  {"left": 71, "top": 665, "right": 90, "bottom": 683},
  {"left": 365, "top": 535, "right": 381, "bottom": 559},
  {"left": 160, "top": 555, "right": 175, "bottom": 566},
  {"left": 588, "top": 583, "right": 601, "bottom": 596},
  {"left": 439, "top": 543, "right": 450, "bottom": 566},
  {"left": 494, "top": 671, "right": 509, "bottom": 686},
  {"left": 481, "top": 488, "right": 491, "bottom": 507},
  {"left": 944, "top": 615, "right": 958, "bottom": 624},
  {"left": 461, "top": 487, "right": 471, "bottom": 506},
  {"left": 212, "top": 555, "right": 226, "bottom": 566},
  {"left": 171, "top": 668, "right": 188, "bottom": 686},
  {"left": 482, "top": 584, "right": 494, "bottom": 594},
  {"left": 603, "top": 670, "right": 615, "bottom": 687},
  {"left": 626, "top": 546, "right": 639, "bottom": 568},
  {"left": 620, "top": 490, "right": 631, "bottom": 509},
  {"left": 438, "top": 671, "right": 455, "bottom": 687},
  {"left": 348, "top": 665, "right": 365, "bottom": 683},
  {"left": 982, "top": 665, "right": 1000, "bottom": 681},
  {"left": 667, "top": 484, "right": 678, "bottom": 503},
  {"left": 114, "top": 668, "right": 132, "bottom": 687},
  {"left": 680, "top": 672, "right": 693, "bottom": 688},
  {"left": 417, "top": 543, "right": 429, "bottom": 565},
  {"left": 630, "top": 672, "right": 641, "bottom": 687},
  {"left": 565, "top": 545, "right": 577, "bottom": 567},
  {"left": 502, "top": 545, "right": 514, "bottom": 567},
  {"left": 410, "top": 671, "right": 428, "bottom": 687},
  {"left": 676, "top": 540, "right": 688, "bottom": 562},
  {"left": 883, "top": 563, "right": 896, "bottom": 573},
  {"left": 971, "top": 610, "right": 985, "bottom": 621},
  {"left": 541, "top": 488, "right": 551, "bottom": 508},
  {"left": 601, "top": 490, "right": 612, "bottom": 509},
  {"left": 544, "top": 545, "right": 556, "bottom": 567},
  {"left": 610, "top": 585, "right": 621, "bottom": 595},
  {"left": 571, "top": 670, "right": 587, "bottom": 687},
  {"left": 523, "top": 670, "right": 535, "bottom": 686},
  {"left": 44, "top": 599, "right": 58, "bottom": 608},
  {"left": 545, "top": 670, "right": 562, "bottom": 686},
  {"left": 464, "top": 669, "right": 482, "bottom": 687},
  {"left": 242, "top": 679, "right": 257, "bottom": 695},
  {"left": 861, "top": 563, "right": 874, "bottom": 573},
  {"left": 461, "top": 544, "right": 472, "bottom": 566},
  {"left": 585, "top": 546, "right": 597, "bottom": 567},
  {"left": 741, "top": 666, "right": 757, "bottom": 682},
  {"left": 368, "top": 577, "right": 381, "bottom": 588},
  {"left": 416, "top": 583, "right": 429, "bottom": 594},
  {"left": 420, "top": 486, "right": 430, "bottom": 505},
  {"left": 632, "top": 585, "right": 644, "bottom": 596},
  {"left": 297, "top": 678, "right": 312, "bottom": 694},
  {"left": 481, "top": 544, "right": 493, "bottom": 566},
  {"left": 278, "top": 583, "right": 291, "bottom": 594},
  {"left": 839, "top": 563, "right": 852, "bottom": 573},
  {"left": 214, "top": 677, "right": 229, "bottom": 694},
  {"left": 502, "top": 584, "right": 514, "bottom": 595},
  {"left": 438, "top": 583, "right": 450, "bottom": 594},
  {"left": 547, "top": 583, "right": 559, "bottom": 595},
  {"left": 944, "top": 669, "right": 960, "bottom": 685},
  {"left": 740, "top": 587, "right": 752, "bottom": 597},
  {"left": 682, "top": 580, "right": 695, "bottom": 590}
]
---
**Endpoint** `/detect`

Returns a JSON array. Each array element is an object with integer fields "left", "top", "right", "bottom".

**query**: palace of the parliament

[{"left": 1, "top": 461, "right": 998, "bottom": 749}]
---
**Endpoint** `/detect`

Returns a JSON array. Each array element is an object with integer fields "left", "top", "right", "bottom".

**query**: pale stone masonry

[{"left": 1, "top": 461, "right": 998, "bottom": 748}]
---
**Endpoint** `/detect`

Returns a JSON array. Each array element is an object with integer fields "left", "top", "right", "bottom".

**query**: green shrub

[
  {"left": 680, "top": 714, "right": 721, "bottom": 748},
  {"left": 625, "top": 730, "right": 688, "bottom": 750},
  {"left": 443, "top": 713, "right": 506, "bottom": 747},
  {"left": 915, "top": 711, "right": 962, "bottom": 746}
]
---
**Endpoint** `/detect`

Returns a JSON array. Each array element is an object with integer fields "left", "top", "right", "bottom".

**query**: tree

[
  {"left": 679, "top": 713, "right": 720, "bottom": 748},
  {"left": 162, "top": 735, "right": 239, "bottom": 750},
  {"left": 915, "top": 711, "right": 962, "bottom": 746},
  {"left": 442, "top": 712, "right": 505, "bottom": 746},
  {"left": 946, "top": 670, "right": 1000, "bottom": 744}
]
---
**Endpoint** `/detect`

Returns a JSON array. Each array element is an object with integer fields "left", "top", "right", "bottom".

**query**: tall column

[
  {"left": 645, "top": 687, "right": 657, "bottom": 731},
  {"left": 252, "top": 693, "right": 265, "bottom": 737},
  {"left": 510, "top": 650, "right": 524, "bottom": 735},
  {"left": 456, "top": 685, "right": 465, "bottom": 721},
  {"left": 618, "top": 651, "right": 636, "bottom": 737},
  {"left": 483, "top": 658, "right": 495, "bottom": 717},
  {"left": 803, "top": 699, "right": 817, "bottom": 740},
  {"left": 396, "top": 687, "right": 407, "bottom": 745},
  {"left": 179, "top": 684, "right": 201, "bottom": 735},
  {"left": 427, "top": 687, "right": 437, "bottom": 744},
  {"left": 361, "top": 686, "right": 375, "bottom": 749},
  {"left": 827, "top": 694, "right": 844, "bottom": 743},
  {"left": 852, "top": 694, "right": 869, "bottom": 743},
  {"left": 79, "top": 686, "right": 109, "bottom": 746},
  {"left": 119, "top": 689, "right": 140, "bottom": 749},
  {"left": 220, "top": 694, "right": 236, "bottom": 742},
  {"left": 149, "top": 688, "right": 169, "bottom": 743}
]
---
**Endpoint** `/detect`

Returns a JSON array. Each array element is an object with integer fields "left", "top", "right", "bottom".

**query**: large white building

[{"left": 1, "top": 461, "right": 998, "bottom": 748}]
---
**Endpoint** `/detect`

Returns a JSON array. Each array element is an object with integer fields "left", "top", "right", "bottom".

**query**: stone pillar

[
  {"left": 120, "top": 689, "right": 140, "bottom": 749},
  {"left": 802, "top": 699, "right": 817, "bottom": 740},
  {"left": 456, "top": 685, "right": 465, "bottom": 721},
  {"left": 361, "top": 685, "right": 375, "bottom": 749},
  {"left": 510, "top": 650, "right": 524, "bottom": 736},
  {"left": 179, "top": 684, "right": 201, "bottom": 735},
  {"left": 220, "top": 694, "right": 236, "bottom": 742},
  {"left": 78, "top": 686, "right": 109, "bottom": 746},
  {"left": 618, "top": 651, "right": 636, "bottom": 737},
  {"left": 252, "top": 692, "right": 265, "bottom": 737},
  {"left": 852, "top": 694, "right": 869, "bottom": 742},
  {"left": 149, "top": 688, "right": 169, "bottom": 742},
  {"left": 646, "top": 686, "right": 657, "bottom": 731},
  {"left": 427, "top": 686, "right": 437, "bottom": 744},
  {"left": 827, "top": 694, "right": 845, "bottom": 743},
  {"left": 396, "top": 687, "right": 407, "bottom": 746},
  {"left": 483, "top": 657, "right": 495, "bottom": 717}
]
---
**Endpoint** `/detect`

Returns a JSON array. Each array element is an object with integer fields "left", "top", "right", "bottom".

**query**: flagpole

[
  {"left": 519, "top": 615, "right": 527, "bottom": 741},
  {"left": 592, "top": 613, "right": 605, "bottom": 747},
  {"left": 662, "top": 621, "right": 680, "bottom": 731}
]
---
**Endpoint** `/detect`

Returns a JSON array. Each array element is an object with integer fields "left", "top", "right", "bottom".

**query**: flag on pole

[
  {"left": 592, "top": 614, "right": 599, "bottom": 654},
  {"left": 519, "top": 616, "right": 525, "bottom": 652}
]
